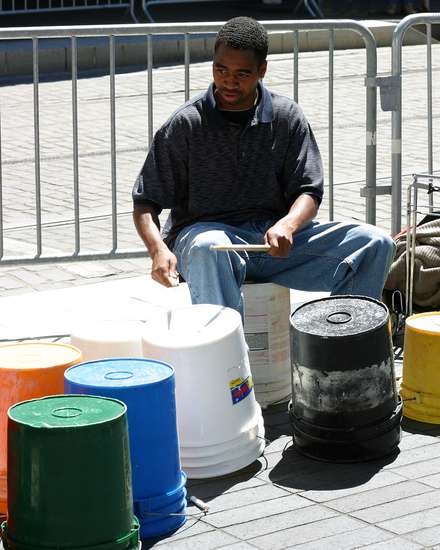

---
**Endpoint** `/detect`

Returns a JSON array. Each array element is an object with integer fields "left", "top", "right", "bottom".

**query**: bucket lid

[
  {"left": 0, "top": 342, "right": 82, "bottom": 370},
  {"left": 65, "top": 358, "right": 174, "bottom": 388},
  {"left": 406, "top": 312, "right": 440, "bottom": 334},
  {"left": 8, "top": 395, "right": 126, "bottom": 429},
  {"left": 290, "top": 295, "right": 388, "bottom": 337},
  {"left": 142, "top": 304, "right": 242, "bottom": 348}
]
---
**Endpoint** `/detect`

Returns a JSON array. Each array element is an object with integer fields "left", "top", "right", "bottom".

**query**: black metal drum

[{"left": 289, "top": 295, "right": 402, "bottom": 462}]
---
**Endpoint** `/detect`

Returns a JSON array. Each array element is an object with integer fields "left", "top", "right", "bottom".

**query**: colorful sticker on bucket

[{"left": 229, "top": 375, "right": 254, "bottom": 405}]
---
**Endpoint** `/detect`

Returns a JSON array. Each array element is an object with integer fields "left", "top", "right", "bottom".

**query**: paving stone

[
  {"left": 186, "top": 474, "right": 267, "bottom": 502},
  {"left": 217, "top": 543, "right": 257, "bottom": 549},
  {"left": 0, "top": 287, "right": 37, "bottom": 297},
  {"left": 154, "top": 517, "right": 214, "bottom": 545},
  {"left": 385, "top": 443, "right": 440, "bottom": 470},
  {"left": 378, "top": 505, "right": 440, "bottom": 535},
  {"left": 61, "top": 263, "right": 121, "bottom": 278},
  {"left": 398, "top": 434, "right": 440, "bottom": 452},
  {"left": 6, "top": 268, "right": 47, "bottom": 286},
  {"left": 301, "top": 471, "right": 408, "bottom": 503},
  {"left": 418, "top": 472, "right": 440, "bottom": 489},
  {"left": 33, "top": 267, "right": 77, "bottom": 283},
  {"left": 249, "top": 515, "right": 365, "bottom": 550},
  {"left": 202, "top": 494, "right": 313, "bottom": 529},
  {"left": 393, "top": 457, "right": 440, "bottom": 480},
  {"left": 203, "top": 484, "right": 292, "bottom": 514},
  {"left": 154, "top": 529, "right": 239, "bottom": 549},
  {"left": 406, "top": 525, "right": 440, "bottom": 547},
  {"left": 0, "top": 274, "right": 27, "bottom": 290},
  {"left": 357, "top": 538, "right": 423, "bottom": 549},
  {"left": 324, "top": 480, "right": 432, "bottom": 513},
  {"left": 350, "top": 489, "right": 440, "bottom": 523},
  {"left": 286, "top": 525, "right": 394, "bottom": 549},
  {"left": 223, "top": 504, "right": 338, "bottom": 540}
]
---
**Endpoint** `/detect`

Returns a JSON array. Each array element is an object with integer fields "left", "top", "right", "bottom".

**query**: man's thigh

[
  {"left": 246, "top": 220, "right": 379, "bottom": 290},
  {"left": 173, "top": 221, "right": 270, "bottom": 259}
]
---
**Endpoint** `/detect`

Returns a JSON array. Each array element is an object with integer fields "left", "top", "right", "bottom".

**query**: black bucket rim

[
  {"left": 290, "top": 398, "right": 403, "bottom": 445},
  {"left": 290, "top": 294, "right": 390, "bottom": 340}
]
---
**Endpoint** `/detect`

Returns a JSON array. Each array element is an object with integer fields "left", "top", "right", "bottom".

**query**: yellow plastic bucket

[
  {"left": 0, "top": 342, "right": 82, "bottom": 513},
  {"left": 401, "top": 312, "right": 440, "bottom": 423}
]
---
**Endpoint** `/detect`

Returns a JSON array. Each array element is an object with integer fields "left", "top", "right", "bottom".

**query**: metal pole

[
  {"left": 328, "top": 28, "right": 334, "bottom": 222},
  {"left": 391, "top": 33, "right": 403, "bottom": 235},
  {"left": 293, "top": 30, "right": 299, "bottom": 103},
  {"left": 184, "top": 33, "right": 190, "bottom": 103},
  {"left": 427, "top": 23, "right": 433, "bottom": 212},
  {"left": 390, "top": 14, "right": 440, "bottom": 235},
  {"left": 110, "top": 35, "right": 118, "bottom": 252},
  {"left": 33, "top": 37, "right": 42, "bottom": 257},
  {"left": 71, "top": 36, "right": 80, "bottom": 255},
  {"left": 147, "top": 34, "right": 153, "bottom": 147},
  {"left": 0, "top": 107, "right": 3, "bottom": 260},
  {"left": 363, "top": 26, "right": 377, "bottom": 226}
]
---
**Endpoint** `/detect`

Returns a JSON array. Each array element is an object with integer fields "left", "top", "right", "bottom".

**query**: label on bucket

[{"left": 229, "top": 375, "right": 253, "bottom": 405}]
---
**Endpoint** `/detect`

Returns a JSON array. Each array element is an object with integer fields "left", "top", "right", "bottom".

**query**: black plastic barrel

[{"left": 289, "top": 296, "right": 402, "bottom": 462}]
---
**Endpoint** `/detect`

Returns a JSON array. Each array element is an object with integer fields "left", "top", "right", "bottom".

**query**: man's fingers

[{"left": 152, "top": 267, "right": 176, "bottom": 288}]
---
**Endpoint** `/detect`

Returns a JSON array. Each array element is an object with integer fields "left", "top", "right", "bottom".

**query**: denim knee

[
  {"left": 189, "top": 229, "right": 231, "bottom": 251},
  {"left": 368, "top": 226, "right": 396, "bottom": 261}
]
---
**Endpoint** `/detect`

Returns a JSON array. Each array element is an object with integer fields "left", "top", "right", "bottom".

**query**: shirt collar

[{"left": 204, "top": 81, "right": 274, "bottom": 125}]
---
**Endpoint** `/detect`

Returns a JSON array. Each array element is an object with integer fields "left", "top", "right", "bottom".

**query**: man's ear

[{"left": 259, "top": 61, "right": 267, "bottom": 80}]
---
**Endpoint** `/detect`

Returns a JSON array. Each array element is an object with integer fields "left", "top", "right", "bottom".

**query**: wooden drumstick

[{"left": 209, "top": 244, "right": 271, "bottom": 252}]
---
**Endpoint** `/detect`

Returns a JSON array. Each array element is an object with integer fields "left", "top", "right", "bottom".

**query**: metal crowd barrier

[
  {"left": 0, "top": 20, "right": 377, "bottom": 265},
  {"left": 381, "top": 13, "right": 440, "bottom": 235}
]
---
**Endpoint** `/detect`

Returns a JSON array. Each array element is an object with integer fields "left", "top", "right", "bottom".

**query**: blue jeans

[{"left": 173, "top": 220, "right": 396, "bottom": 318}]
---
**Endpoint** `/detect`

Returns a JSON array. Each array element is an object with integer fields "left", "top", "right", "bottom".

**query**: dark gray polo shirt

[{"left": 132, "top": 81, "right": 324, "bottom": 248}]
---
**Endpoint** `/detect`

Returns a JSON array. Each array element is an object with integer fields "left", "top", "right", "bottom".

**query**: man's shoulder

[
  {"left": 268, "top": 89, "right": 304, "bottom": 120},
  {"left": 162, "top": 91, "right": 206, "bottom": 130}
]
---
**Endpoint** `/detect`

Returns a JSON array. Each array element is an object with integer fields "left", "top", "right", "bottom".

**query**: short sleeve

[
  {"left": 132, "top": 117, "right": 188, "bottom": 210},
  {"left": 282, "top": 106, "right": 324, "bottom": 206}
]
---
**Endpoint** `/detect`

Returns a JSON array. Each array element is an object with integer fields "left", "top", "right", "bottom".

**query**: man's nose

[{"left": 224, "top": 74, "right": 239, "bottom": 88}]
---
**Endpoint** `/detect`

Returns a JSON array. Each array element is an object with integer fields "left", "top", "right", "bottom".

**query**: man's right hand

[
  {"left": 151, "top": 247, "right": 180, "bottom": 288},
  {"left": 133, "top": 205, "right": 180, "bottom": 288}
]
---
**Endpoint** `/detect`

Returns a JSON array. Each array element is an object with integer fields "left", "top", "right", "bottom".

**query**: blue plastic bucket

[{"left": 64, "top": 358, "right": 186, "bottom": 538}]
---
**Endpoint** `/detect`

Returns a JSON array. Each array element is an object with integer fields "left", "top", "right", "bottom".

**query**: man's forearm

[
  {"left": 133, "top": 204, "right": 168, "bottom": 254},
  {"left": 281, "top": 194, "right": 319, "bottom": 234}
]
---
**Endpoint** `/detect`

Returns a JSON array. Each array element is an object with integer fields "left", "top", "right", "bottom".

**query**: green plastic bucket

[{"left": 3, "top": 395, "right": 139, "bottom": 550}]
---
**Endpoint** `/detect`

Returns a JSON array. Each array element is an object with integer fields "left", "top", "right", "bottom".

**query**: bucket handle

[{"left": 326, "top": 311, "right": 352, "bottom": 325}]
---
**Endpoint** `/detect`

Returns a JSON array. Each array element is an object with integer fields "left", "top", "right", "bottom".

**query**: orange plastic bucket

[{"left": 0, "top": 342, "right": 82, "bottom": 513}]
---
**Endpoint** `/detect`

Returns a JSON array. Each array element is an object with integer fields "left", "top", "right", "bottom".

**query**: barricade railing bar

[
  {"left": 382, "top": 13, "right": 440, "bottom": 235},
  {"left": 0, "top": 20, "right": 377, "bottom": 265},
  {"left": 0, "top": 0, "right": 137, "bottom": 19}
]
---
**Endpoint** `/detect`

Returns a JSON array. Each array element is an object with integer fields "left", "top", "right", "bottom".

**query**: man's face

[{"left": 213, "top": 44, "right": 267, "bottom": 111}]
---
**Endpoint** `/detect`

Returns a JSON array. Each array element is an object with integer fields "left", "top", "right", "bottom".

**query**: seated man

[{"left": 133, "top": 17, "right": 395, "bottom": 318}]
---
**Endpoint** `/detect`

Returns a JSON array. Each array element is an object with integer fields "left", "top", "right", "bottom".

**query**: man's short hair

[{"left": 214, "top": 17, "right": 268, "bottom": 66}]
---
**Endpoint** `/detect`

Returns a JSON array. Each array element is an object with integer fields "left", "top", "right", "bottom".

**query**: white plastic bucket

[
  {"left": 243, "top": 283, "right": 291, "bottom": 408},
  {"left": 70, "top": 320, "right": 145, "bottom": 361},
  {"left": 141, "top": 304, "right": 265, "bottom": 478}
]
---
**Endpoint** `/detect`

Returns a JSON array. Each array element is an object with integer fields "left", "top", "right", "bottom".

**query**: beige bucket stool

[{"left": 243, "top": 282, "right": 292, "bottom": 408}]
